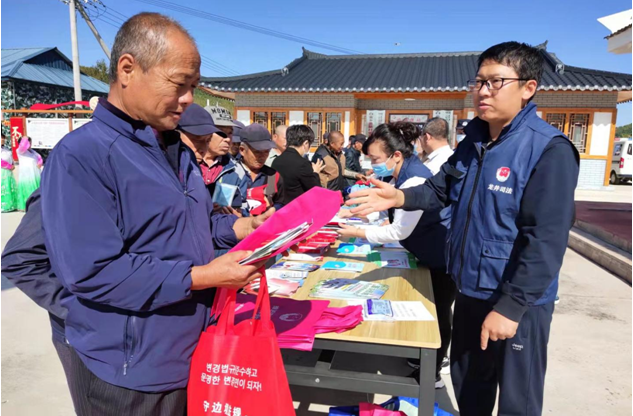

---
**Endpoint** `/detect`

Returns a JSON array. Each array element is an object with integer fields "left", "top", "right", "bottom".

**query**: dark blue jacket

[
  {"left": 392, "top": 156, "right": 450, "bottom": 270},
  {"left": 401, "top": 103, "right": 579, "bottom": 322},
  {"left": 234, "top": 160, "right": 285, "bottom": 217},
  {"left": 1, "top": 189, "right": 70, "bottom": 343},
  {"left": 41, "top": 102, "right": 239, "bottom": 392}
]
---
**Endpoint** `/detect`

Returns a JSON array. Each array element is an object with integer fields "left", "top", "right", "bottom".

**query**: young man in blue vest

[{"left": 347, "top": 42, "right": 579, "bottom": 415}]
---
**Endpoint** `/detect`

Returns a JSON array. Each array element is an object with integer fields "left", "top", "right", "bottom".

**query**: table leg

[{"left": 417, "top": 348, "right": 436, "bottom": 416}]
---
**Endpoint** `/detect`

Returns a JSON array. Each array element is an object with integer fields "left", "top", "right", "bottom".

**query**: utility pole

[
  {"left": 68, "top": 0, "right": 82, "bottom": 107},
  {"left": 76, "top": 1, "right": 111, "bottom": 60}
]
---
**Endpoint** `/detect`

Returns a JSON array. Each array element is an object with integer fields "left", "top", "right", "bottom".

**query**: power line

[
  {"left": 99, "top": 2, "right": 242, "bottom": 76},
  {"left": 131, "top": 0, "right": 362, "bottom": 55}
]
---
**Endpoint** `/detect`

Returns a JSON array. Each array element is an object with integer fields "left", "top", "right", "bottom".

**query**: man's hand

[
  {"left": 480, "top": 310, "right": 519, "bottom": 350},
  {"left": 345, "top": 178, "right": 405, "bottom": 217},
  {"left": 233, "top": 208, "right": 275, "bottom": 240},
  {"left": 336, "top": 224, "right": 360, "bottom": 238},
  {"left": 213, "top": 204, "right": 242, "bottom": 217},
  {"left": 355, "top": 173, "right": 368, "bottom": 182},
  {"left": 312, "top": 159, "right": 324, "bottom": 174},
  {"left": 191, "top": 251, "right": 264, "bottom": 290}
]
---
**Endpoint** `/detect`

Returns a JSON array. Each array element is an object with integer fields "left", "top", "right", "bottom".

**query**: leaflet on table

[
  {"left": 309, "top": 278, "right": 389, "bottom": 300},
  {"left": 321, "top": 261, "right": 365, "bottom": 273},
  {"left": 266, "top": 269, "right": 309, "bottom": 280},
  {"left": 336, "top": 243, "right": 373, "bottom": 256},
  {"left": 270, "top": 262, "right": 320, "bottom": 272},
  {"left": 366, "top": 251, "right": 418, "bottom": 269},
  {"left": 239, "top": 221, "right": 312, "bottom": 265},
  {"left": 346, "top": 237, "right": 403, "bottom": 250},
  {"left": 347, "top": 300, "right": 435, "bottom": 321},
  {"left": 285, "top": 253, "right": 324, "bottom": 261}
]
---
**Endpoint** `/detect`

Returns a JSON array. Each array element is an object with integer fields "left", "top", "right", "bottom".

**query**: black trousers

[
  {"left": 53, "top": 338, "right": 186, "bottom": 416},
  {"left": 450, "top": 293, "right": 554, "bottom": 416},
  {"left": 429, "top": 268, "right": 457, "bottom": 376}
]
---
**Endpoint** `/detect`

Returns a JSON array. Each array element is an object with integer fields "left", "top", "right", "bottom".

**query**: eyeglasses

[{"left": 467, "top": 78, "right": 530, "bottom": 92}]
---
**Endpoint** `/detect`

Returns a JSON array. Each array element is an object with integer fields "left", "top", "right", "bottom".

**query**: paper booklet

[
  {"left": 336, "top": 243, "right": 373, "bottom": 256},
  {"left": 309, "top": 278, "right": 388, "bottom": 300},
  {"left": 367, "top": 251, "right": 418, "bottom": 269},
  {"left": 212, "top": 182, "right": 238, "bottom": 207},
  {"left": 269, "top": 262, "right": 320, "bottom": 272},
  {"left": 321, "top": 261, "right": 365, "bottom": 273},
  {"left": 239, "top": 221, "right": 312, "bottom": 265},
  {"left": 347, "top": 300, "right": 435, "bottom": 321}
]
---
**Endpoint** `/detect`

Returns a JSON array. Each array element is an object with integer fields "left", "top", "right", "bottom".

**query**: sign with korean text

[{"left": 26, "top": 118, "right": 70, "bottom": 149}]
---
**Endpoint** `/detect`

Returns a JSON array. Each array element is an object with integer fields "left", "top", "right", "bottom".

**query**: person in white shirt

[
  {"left": 339, "top": 119, "right": 456, "bottom": 389},
  {"left": 415, "top": 117, "right": 454, "bottom": 175},
  {"left": 265, "top": 125, "right": 288, "bottom": 167},
  {"left": 336, "top": 122, "right": 428, "bottom": 246}
]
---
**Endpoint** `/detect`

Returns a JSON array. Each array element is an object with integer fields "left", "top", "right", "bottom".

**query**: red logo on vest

[{"left": 496, "top": 167, "right": 511, "bottom": 182}]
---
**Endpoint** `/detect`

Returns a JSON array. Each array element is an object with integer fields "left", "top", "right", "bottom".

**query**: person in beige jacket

[{"left": 311, "top": 131, "right": 365, "bottom": 192}]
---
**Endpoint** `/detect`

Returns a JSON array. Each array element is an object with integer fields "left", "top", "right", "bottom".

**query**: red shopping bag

[{"left": 188, "top": 271, "right": 296, "bottom": 416}]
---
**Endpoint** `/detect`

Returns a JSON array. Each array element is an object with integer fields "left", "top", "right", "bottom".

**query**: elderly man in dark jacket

[{"left": 36, "top": 12, "right": 271, "bottom": 415}]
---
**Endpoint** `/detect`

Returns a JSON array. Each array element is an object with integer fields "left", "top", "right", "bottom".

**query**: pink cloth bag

[{"left": 211, "top": 187, "right": 342, "bottom": 320}]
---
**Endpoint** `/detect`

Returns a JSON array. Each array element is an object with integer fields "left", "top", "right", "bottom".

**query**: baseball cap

[
  {"left": 205, "top": 105, "right": 238, "bottom": 127},
  {"left": 232, "top": 120, "right": 245, "bottom": 143},
  {"left": 178, "top": 104, "right": 225, "bottom": 137},
  {"left": 239, "top": 123, "right": 276, "bottom": 151}
]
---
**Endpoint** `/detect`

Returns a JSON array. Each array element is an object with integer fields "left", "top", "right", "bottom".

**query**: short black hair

[
  {"left": 422, "top": 117, "right": 448, "bottom": 140},
  {"left": 363, "top": 122, "right": 416, "bottom": 158},
  {"left": 477, "top": 41, "right": 543, "bottom": 101},
  {"left": 286, "top": 124, "right": 315, "bottom": 147}
]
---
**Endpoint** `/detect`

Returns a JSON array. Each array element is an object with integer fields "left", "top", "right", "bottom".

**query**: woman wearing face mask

[
  {"left": 337, "top": 122, "right": 431, "bottom": 243},
  {"left": 337, "top": 122, "right": 454, "bottom": 389}
]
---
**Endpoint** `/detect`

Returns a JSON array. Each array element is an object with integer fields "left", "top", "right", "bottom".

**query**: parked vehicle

[{"left": 610, "top": 138, "right": 632, "bottom": 184}]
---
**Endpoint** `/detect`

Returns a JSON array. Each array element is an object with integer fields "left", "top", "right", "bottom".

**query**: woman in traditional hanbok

[
  {"left": 16, "top": 136, "right": 43, "bottom": 211},
  {"left": 1, "top": 135, "right": 18, "bottom": 212}
]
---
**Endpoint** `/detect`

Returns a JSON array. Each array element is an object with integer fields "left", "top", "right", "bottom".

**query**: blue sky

[{"left": 2, "top": 0, "right": 631, "bottom": 125}]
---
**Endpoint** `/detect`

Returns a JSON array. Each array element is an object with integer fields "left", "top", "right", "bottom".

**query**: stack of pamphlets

[
  {"left": 309, "top": 278, "right": 388, "bottom": 300},
  {"left": 239, "top": 222, "right": 312, "bottom": 265}
]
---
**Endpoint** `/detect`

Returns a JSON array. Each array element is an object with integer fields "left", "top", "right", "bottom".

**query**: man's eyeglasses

[{"left": 467, "top": 78, "right": 530, "bottom": 92}]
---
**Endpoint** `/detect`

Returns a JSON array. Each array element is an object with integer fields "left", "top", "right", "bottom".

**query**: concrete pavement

[{"left": 1, "top": 186, "right": 631, "bottom": 415}]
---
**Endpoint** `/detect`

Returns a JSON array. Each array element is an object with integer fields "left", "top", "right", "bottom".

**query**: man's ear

[
  {"left": 522, "top": 80, "right": 538, "bottom": 103},
  {"left": 117, "top": 53, "right": 136, "bottom": 87}
]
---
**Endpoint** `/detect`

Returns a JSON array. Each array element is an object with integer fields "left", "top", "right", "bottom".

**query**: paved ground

[
  {"left": 2, "top": 185, "right": 631, "bottom": 415},
  {"left": 575, "top": 201, "right": 631, "bottom": 244}
]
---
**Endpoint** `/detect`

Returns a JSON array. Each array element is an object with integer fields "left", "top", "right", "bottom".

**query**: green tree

[
  {"left": 616, "top": 123, "right": 632, "bottom": 138},
  {"left": 80, "top": 59, "right": 109, "bottom": 84}
]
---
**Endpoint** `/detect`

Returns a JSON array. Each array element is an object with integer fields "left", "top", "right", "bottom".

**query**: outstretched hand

[{"left": 345, "top": 178, "right": 404, "bottom": 217}]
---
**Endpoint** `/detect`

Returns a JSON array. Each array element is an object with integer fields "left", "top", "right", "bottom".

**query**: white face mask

[{"left": 456, "top": 134, "right": 466, "bottom": 143}]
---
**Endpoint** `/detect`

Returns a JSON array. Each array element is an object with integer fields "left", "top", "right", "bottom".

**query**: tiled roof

[
  {"left": 202, "top": 45, "right": 631, "bottom": 93},
  {"left": 1, "top": 47, "right": 109, "bottom": 93}
]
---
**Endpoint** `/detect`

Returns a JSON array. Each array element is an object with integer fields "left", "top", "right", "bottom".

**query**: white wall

[
  {"left": 590, "top": 112, "right": 613, "bottom": 156},
  {"left": 236, "top": 110, "right": 250, "bottom": 125},
  {"left": 289, "top": 111, "right": 304, "bottom": 126}
]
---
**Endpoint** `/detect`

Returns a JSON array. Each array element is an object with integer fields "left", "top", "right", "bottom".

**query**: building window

[
  {"left": 253, "top": 111, "right": 268, "bottom": 128},
  {"left": 271, "top": 112, "right": 286, "bottom": 133},
  {"left": 307, "top": 112, "right": 323, "bottom": 143},
  {"left": 326, "top": 112, "right": 342, "bottom": 134},
  {"left": 546, "top": 113, "right": 566, "bottom": 133},
  {"left": 569, "top": 114, "right": 589, "bottom": 154}
]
